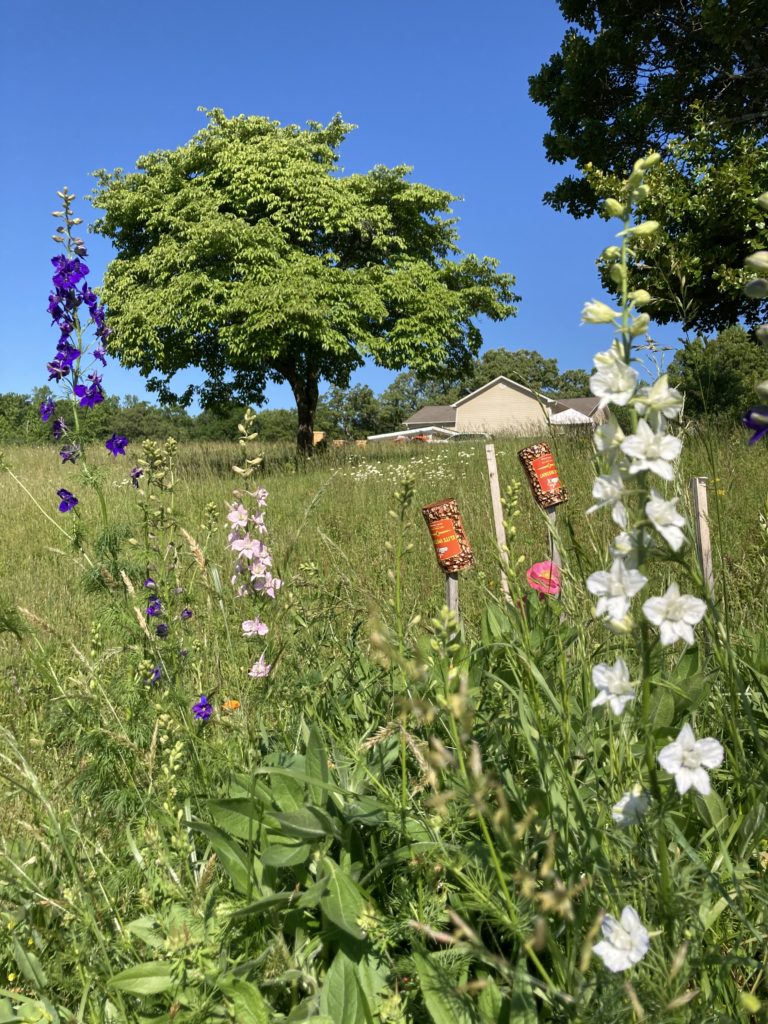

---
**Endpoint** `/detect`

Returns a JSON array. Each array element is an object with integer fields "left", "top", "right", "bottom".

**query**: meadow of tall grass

[{"left": 1, "top": 167, "right": 767, "bottom": 1024}]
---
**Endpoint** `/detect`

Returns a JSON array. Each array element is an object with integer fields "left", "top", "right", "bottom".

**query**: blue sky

[{"left": 1, "top": 1, "right": 681, "bottom": 410}]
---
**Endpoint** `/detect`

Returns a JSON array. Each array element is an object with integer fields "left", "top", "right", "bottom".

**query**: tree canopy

[
  {"left": 529, "top": 0, "right": 768, "bottom": 218},
  {"left": 668, "top": 325, "right": 768, "bottom": 421},
  {"left": 90, "top": 109, "right": 518, "bottom": 450}
]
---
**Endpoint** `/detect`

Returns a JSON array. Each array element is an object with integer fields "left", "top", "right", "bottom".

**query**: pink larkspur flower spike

[{"left": 526, "top": 561, "right": 561, "bottom": 597}]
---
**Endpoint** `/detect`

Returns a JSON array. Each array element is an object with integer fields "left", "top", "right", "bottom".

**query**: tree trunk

[{"left": 290, "top": 373, "right": 319, "bottom": 455}]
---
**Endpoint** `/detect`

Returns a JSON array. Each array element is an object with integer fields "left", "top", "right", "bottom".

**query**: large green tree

[
  {"left": 529, "top": 0, "right": 768, "bottom": 218},
  {"left": 90, "top": 110, "right": 518, "bottom": 451},
  {"left": 668, "top": 325, "right": 768, "bottom": 420}
]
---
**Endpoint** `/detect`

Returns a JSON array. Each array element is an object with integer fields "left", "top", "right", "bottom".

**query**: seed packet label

[
  {"left": 531, "top": 453, "right": 561, "bottom": 493},
  {"left": 428, "top": 518, "right": 462, "bottom": 560}
]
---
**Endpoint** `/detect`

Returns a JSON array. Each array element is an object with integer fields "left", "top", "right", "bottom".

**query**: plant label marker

[
  {"left": 422, "top": 498, "right": 474, "bottom": 620},
  {"left": 690, "top": 476, "right": 715, "bottom": 599},
  {"left": 485, "top": 444, "right": 511, "bottom": 600}
]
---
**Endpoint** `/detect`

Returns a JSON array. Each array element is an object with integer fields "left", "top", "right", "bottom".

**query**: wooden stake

[
  {"left": 690, "top": 476, "right": 715, "bottom": 599},
  {"left": 546, "top": 508, "right": 561, "bottom": 569},
  {"left": 445, "top": 572, "right": 459, "bottom": 617},
  {"left": 485, "top": 444, "right": 511, "bottom": 600}
]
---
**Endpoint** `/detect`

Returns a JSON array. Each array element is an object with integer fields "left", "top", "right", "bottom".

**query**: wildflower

[
  {"left": 581, "top": 299, "right": 621, "bottom": 324},
  {"left": 250, "top": 570, "right": 282, "bottom": 599},
  {"left": 657, "top": 724, "right": 724, "bottom": 795},
  {"left": 130, "top": 467, "right": 143, "bottom": 487},
  {"left": 39, "top": 398, "right": 56, "bottom": 422},
  {"left": 610, "top": 529, "right": 649, "bottom": 569},
  {"left": 592, "top": 907, "right": 650, "bottom": 972},
  {"left": 620, "top": 419, "right": 682, "bottom": 480},
  {"left": 226, "top": 503, "right": 249, "bottom": 530},
  {"left": 593, "top": 416, "right": 625, "bottom": 458},
  {"left": 73, "top": 373, "right": 104, "bottom": 408},
  {"left": 192, "top": 695, "right": 213, "bottom": 721},
  {"left": 52, "top": 418, "right": 66, "bottom": 440},
  {"left": 59, "top": 444, "right": 81, "bottom": 464},
  {"left": 242, "top": 617, "right": 269, "bottom": 637},
  {"left": 645, "top": 491, "right": 686, "bottom": 551},
  {"left": 155, "top": 623, "right": 169, "bottom": 638},
  {"left": 247, "top": 486, "right": 269, "bottom": 507},
  {"left": 231, "top": 535, "right": 269, "bottom": 561},
  {"left": 146, "top": 597, "right": 162, "bottom": 617},
  {"left": 526, "top": 560, "right": 561, "bottom": 596},
  {"left": 590, "top": 347, "right": 639, "bottom": 408},
  {"left": 587, "top": 469, "right": 628, "bottom": 528},
  {"left": 248, "top": 654, "right": 271, "bottom": 678},
  {"left": 591, "top": 658, "right": 636, "bottom": 715},
  {"left": 146, "top": 665, "right": 161, "bottom": 685},
  {"left": 93, "top": 346, "right": 107, "bottom": 366},
  {"left": 611, "top": 785, "right": 649, "bottom": 826},
  {"left": 56, "top": 488, "right": 78, "bottom": 512},
  {"left": 105, "top": 433, "right": 128, "bottom": 456},
  {"left": 180, "top": 608, "right": 193, "bottom": 620},
  {"left": 642, "top": 582, "right": 706, "bottom": 646},
  {"left": 222, "top": 699, "right": 241, "bottom": 712},
  {"left": 587, "top": 558, "right": 647, "bottom": 621},
  {"left": 742, "top": 406, "right": 768, "bottom": 445},
  {"left": 633, "top": 374, "right": 684, "bottom": 425},
  {"left": 51, "top": 254, "right": 89, "bottom": 289},
  {"left": 144, "top": 578, "right": 156, "bottom": 588}
]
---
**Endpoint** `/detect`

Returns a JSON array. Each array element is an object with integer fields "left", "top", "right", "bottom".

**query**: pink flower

[
  {"left": 231, "top": 535, "right": 269, "bottom": 561},
  {"left": 242, "top": 617, "right": 269, "bottom": 637},
  {"left": 526, "top": 561, "right": 561, "bottom": 597},
  {"left": 227, "top": 502, "right": 249, "bottom": 530},
  {"left": 247, "top": 487, "right": 269, "bottom": 507},
  {"left": 248, "top": 654, "right": 272, "bottom": 678},
  {"left": 251, "top": 571, "right": 282, "bottom": 599}
]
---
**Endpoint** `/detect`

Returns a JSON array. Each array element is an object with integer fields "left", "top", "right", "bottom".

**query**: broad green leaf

[
  {"left": 208, "top": 798, "right": 266, "bottom": 840},
  {"left": 187, "top": 819, "right": 253, "bottom": 894},
  {"left": 476, "top": 974, "right": 503, "bottom": 1023},
  {"left": 319, "top": 950, "right": 365, "bottom": 1024},
  {"left": 126, "top": 916, "right": 165, "bottom": 950},
  {"left": 320, "top": 859, "right": 367, "bottom": 939},
  {"left": 218, "top": 975, "right": 272, "bottom": 1024},
  {"left": 230, "top": 891, "right": 297, "bottom": 921},
  {"left": 648, "top": 687, "right": 675, "bottom": 729},
  {"left": 108, "top": 961, "right": 174, "bottom": 995},
  {"left": 508, "top": 958, "right": 537, "bottom": 1023},
  {"left": 305, "top": 724, "right": 330, "bottom": 806},
  {"left": 271, "top": 806, "right": 339, "bottom": 841},
  {"left": 262, "top": 840, "right": 312, "bottom": 867},
  {"left": 412, "top": 951, "right": 477, "bottom": 1024},
  {"left": 11, "top": 940, "right": 47, "bottom": 990}
]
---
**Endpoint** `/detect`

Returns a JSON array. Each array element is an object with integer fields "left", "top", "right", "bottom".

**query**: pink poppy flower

[{"left": 526, "top": 561, "right": 561, "bottom": 597}]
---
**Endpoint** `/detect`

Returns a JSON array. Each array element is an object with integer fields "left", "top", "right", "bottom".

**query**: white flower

[
  {"left": 620, "top": 419, "right": 682, "bottom": 480},
  {"left": 590, "top": 348, "right": 639, "bottom": 408},
  {"left": 587, "top": 558, "right": 647, "bottom": 621},
  {"left": 634, "top": 374, "right": 684, "bottom": 426},
  {"left": 594, "top": 416, "right": 625, "bottom": 458},
  {"left": 610, "top": 529, "right": 650, "bottom": 569},
  {"left": 581, "top": 299, "right": 621, "bottom": 324},
  {"left": 248, "top": 654, "right": 272, "bottom": 678},
  {"left": 612, "top": 785, "right": 649, "bottom": 826},
  {"left": 587, "top": 470, "right": 628, "bottom": 527},
  {"left": 591, "top": 658, "right": 636, "bottom": 715},
  {"left": 657, "top": 724, "right": 724, "bottom": 795},
  {"left": 592, "top": 906, "right": 650, "bottom": 972},
  {"left": 642, "top": 582, "right": 706, "bottom": 645},
  {"left": 645, "top": 491, "right": 686, "bottom": 551}
]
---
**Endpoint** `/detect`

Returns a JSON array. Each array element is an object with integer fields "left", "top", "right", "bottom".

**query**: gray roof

[
  {"left": 551, "top": 396, "right": 601, "bottom": 417},
  {"left": 404, "top": 404, "right": 457, "bottom": 427}
]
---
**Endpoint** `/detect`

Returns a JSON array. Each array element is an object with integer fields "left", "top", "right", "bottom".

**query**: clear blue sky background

[{"left": 0, "top": 0, "right": 680, "bottom": 410}]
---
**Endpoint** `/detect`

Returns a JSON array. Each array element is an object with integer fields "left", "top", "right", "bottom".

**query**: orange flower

[{"left": 222, "top": 699, "right": 241, "bottom": 712}]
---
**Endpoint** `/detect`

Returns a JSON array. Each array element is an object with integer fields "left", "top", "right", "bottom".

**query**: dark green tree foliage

[
  {"left": 90, "top": 110, "right": 518, "bottom": 452},
  {"left": 529, "top": 0, "right": 768, "bottom": 218},
  {"left": 669, "top": 325, "right": 768, "bottom": 420}
]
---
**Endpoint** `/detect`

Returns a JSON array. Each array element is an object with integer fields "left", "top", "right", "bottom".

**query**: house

[{"left": 378, "top": 377, "right": 605, "bottom": 441}]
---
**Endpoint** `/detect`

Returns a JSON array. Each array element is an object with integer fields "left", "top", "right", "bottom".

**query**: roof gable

[
  {"left": 452, "top": 375, "right": 555, "bottom": 408},
  {"left": 404, "top": 405, "right": 457, "bottom": 426}
]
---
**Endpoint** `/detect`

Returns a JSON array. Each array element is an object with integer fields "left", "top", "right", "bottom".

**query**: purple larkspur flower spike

[
  {"left": 56, "top": 488, "right": 78, "bottom": 512},
  {"left": 59, "top": 444, "right": 80, "bottom": 464},
  {"left": 130, "top": 467, "right": 143, "bottom": 488},
  {"left": 52, "top": 418, "right": 66, "bottom": 440},
  {"left": 743, "top": 406, "right": 768, "bottom": 445},
  {"left": 146, "top": 597, "right": 162, "bottom": 617},
  {"left": 155, "top": 623, "right": 169, "bottom": 638},
  {"left": 105, "top": 433, "right": 128, "bottom": 456},
  {"left": 51, "top": 255, "right": 89, "bottom": 289},
  {"left": 180, "top": 608, "right": 193, "bottom": 620},
  {"left": 192, "top": 695, "right": 213, "bottom": 721},
  {"left": 40, "top": 398, "right": 56, "bottom": 422},
  {"left": 146, "top": 665, "right": 161, "bottom": 685}
]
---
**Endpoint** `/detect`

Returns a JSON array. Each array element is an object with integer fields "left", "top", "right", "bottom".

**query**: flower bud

[
  {"left": 628, "top": 289, "right": 652, "bottom": 306},
  {"left": 755, "top": 324, "right": 768, "bottom": 346},
  {"left": 71, "top": 217, "right": 83, "bottom": 225},
  {"left": 627, "top": 220, "right": 660, "bottom": 236},
  {"left": 628, "top": 312, "right": 650, "bottom": 336},
  {"left": 757, "top": 192, "right": 768, "bottom": 212},
  {"left": 745, "top": 251, "right": 768, "bottom": 273},
  {"left": 603, "top": 198, "right": 625, "bottom": 218},
  {"left": 639, "top": 153, "right": 661, "bottom": 170},
  {"left": 609, "top": 263, "right": 626, "bottom": 285},
  {"left": 634, "top": 184, "right": 650, "bottom": 200},
  {"left": 605, "top": 615, "right": 634, "bottom": 635},
  {"left": 602, "top": 246, "right": 621, "bottom": 260},
  {"left": 743, "top": 279, "right": 768, "bottom": 300},
  {"left": 51, "top": 210, "right": 65, "bottom": 217},
  {"left": 755, "top": 380, "right": 768, "bottom": 402},
  {"left": 581, "top": 300, "right": 620, "bottom": 324}
]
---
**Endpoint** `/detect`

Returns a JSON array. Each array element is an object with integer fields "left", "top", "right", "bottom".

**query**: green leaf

[
  {"left": 412, "top": 951, "right": 477, "bottom": 1024},
  {"left": 271, "top": 806, "right": 339, "bottom": 841},
  {"left": 319, "top": 951, "right": 365, "bottom": 1024},
  {"left": 126, "top": 916, "right": 165, "bottom": 950},
  {"left": 208, "top": 798, "right": 266, "bottom": 840},
  {"left": 108, "top": 961, "right": 174, "bottom": 995},
  {"left": 230, "top": 891, "right": 297, "bottom": 921},
  {"left": 305, "top": 724, "right": 330, "bottom": 806},
  {"left": 262, "top": 840, "right": 312, "bottom": 867},
  {"left": 320, "top": 859, "right": 367, "bottom": 939},
  {"left": 218, "top": 975, "right": 272, "bottom": 1024},
  {"left": 508, "top": 959, "right": 537, "bottom": 1023},
  {"left": 648, "top": 687, "right": 675, "bottom": 729},
  {"left": 11, "top": 939, "right": 48, "bottom": 991},
  {"left": 187, "top": 819, "right": 254, "bottom": 894}
]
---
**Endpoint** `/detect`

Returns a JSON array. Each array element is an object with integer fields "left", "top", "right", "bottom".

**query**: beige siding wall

[{"left": 455, "top": 382, "right": 549, "bottom": 433}]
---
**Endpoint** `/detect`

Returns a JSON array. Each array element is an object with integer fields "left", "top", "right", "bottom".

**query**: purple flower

[
  {"left": 47, "top": 357, "right": 70, "bottom": 382},
  {"left": 52, "top": 418, "right": 66, "bottom": 440},
  {"left": 56, "top": 488, "right": 78, "bottom": 512},
  {"left": 146, "top": 665, "right": 161, "bottom": 685},
  {"left": 51, "top": 255, "right": 89, "bottom": 289},
  {"left": 146, "top": 597, "right": 162, "bottom": 617},
  {"left": 130, "top": 467, "right": 143, "bottom": 488},
  {"left": 144, "top": 577, "right": 156, "bottom": 588},
  {"left": 93, "top": 347, "right": 107, "bottom": 366},
  {"left": 155, "top": 623, "right": 169, "bottom": 638},
  {"left": 192, "top": 695, "right": 213, "bottom": 721},
  {"left": 743, "top": 406, "right": 768, "bottom": 445},
  {"left": 73, "top": 374, "right": 104, "bottom": 408},
  {"left": 59, "top": 444, "right": 80, "bottom": 463},
  {"left": 180, "top": 608, "right": 193, "bottom": 620},
  {"left": 105, "top": 433, "right": 128, "bottom": 456},
  {"left": 40, "top": 398, "right": 56, "bottom": 422},
  {"left": 56, "top": 340, "right": 80, "bottom": 367}
]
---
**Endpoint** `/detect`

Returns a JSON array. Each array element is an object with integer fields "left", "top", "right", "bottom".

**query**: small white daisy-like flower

[
  {"left": 642, "top": 582, "right": 706, "bottom": 645},
  {"left": 621, "top": 419, "right": 682, "bottom": 480},
  {"left": 587, "top": 470, "right": 628, "bottom": 528},
  {"left": 590, "top": 347, "right": 639, "bottom": 408},
  {"left": 591, "top": 658, "right": 636, "bottom": 715},
  {"left": 657, "top": 724, "right": 724, "bottom": 795},
  {"left": 645, "top": 491, "right": 686, "bottom": 551},
  {"left": 592, "top": 906, "right": 650, "bottom": 972},
  {"left": 587, "top": 558, "right": 648, "bottom": 622},
  {"left": 611, "top": 785, "right": 650, "bottom": 826}
]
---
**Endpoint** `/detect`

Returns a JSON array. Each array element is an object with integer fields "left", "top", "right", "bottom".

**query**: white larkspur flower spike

[
  {"left": 634, "top": 374, "right": 684, "bottom": 426},
  {"left": 642, "top": 582, "right": 706, "bottom": 646},
  {"left": 591, "top": 658, "right": 636, "bottom": 715},
  {"left": 612, "top": 785, "right": 649, "bottom": 826},
  {"left": 657, "top": 724, "right": 724, "bottom": 795},
  {"left": 581, "top": 299, "right": 621, "bottom": 324},
  {"left": 587, "top": 469, "right": 628, "bottom": 528},
  {"left": 645, "top": 491, "right": 686, "bottom": 552},
  {"left": 594, "top": 415, "right": 625, "bottom": 457},
  {"left": 620, "top": 419, "right": 682, "bottom": 480},
  {"left": 592, "top": 906, "right": 650, "bottom": 972},
  {"left": 590, "top": 347, "right": 639, "bottom": 408},
  {"left": 587, "top": 558, "right": 648, "bottom": 621}
]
